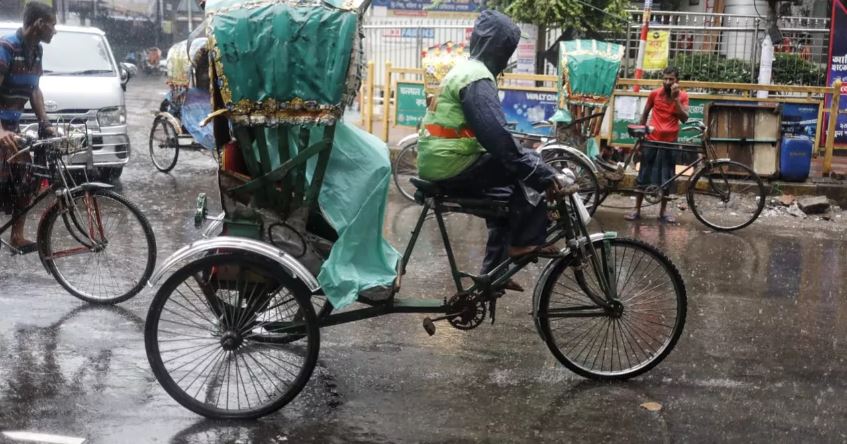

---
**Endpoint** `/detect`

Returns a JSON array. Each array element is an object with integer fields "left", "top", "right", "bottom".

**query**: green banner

[
  {"left": 395, "top": 82, "right": 427, "bottom": 127},
  {"left": 611, "top": 95, "right": 707, "bottom": 145}
]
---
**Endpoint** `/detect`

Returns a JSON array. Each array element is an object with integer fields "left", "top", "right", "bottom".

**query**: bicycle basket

[{"left": 49, "top": 131, "right": 89, "bottom": 156}]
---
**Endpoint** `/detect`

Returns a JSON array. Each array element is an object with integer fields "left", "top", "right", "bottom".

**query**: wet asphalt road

[{"left": 0, "top": 76, "right": 847, "bottom": 443}]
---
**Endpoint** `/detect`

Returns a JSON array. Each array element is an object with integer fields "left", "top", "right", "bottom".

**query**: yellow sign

[{"left": 644, "top": 30, "right": 670, "bottom": 71}]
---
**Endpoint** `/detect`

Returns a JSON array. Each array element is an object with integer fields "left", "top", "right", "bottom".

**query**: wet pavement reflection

[{"left": 0, "top": 77, "right": 846, "bottom": 443}]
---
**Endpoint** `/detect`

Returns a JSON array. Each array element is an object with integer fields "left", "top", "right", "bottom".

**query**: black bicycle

[
  {"left": 563, "top": 121, "right": 768, "bottom": 231},
  {"left": 1, "top": 128, "right": 157, "bottom": 304}
]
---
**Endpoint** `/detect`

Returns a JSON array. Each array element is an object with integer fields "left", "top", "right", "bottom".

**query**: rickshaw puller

[{"left": 417, "top": 10, "right": 567, "bottom": 291}]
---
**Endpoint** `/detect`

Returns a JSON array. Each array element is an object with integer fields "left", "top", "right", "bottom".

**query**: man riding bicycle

[
  {"left": 0, "top": 2, "right": 57, "bottom": 253},
  {"left": 417, "top": 11, "right": 568, "bottom": 291}
]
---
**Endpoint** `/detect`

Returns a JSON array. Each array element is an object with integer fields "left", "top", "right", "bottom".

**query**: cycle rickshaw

[
  {"left": 148, "top": 37, "right": 216, "bottom": 172},
  {"left": 144, "top": 0, "right": 687, "bottom": 419}
]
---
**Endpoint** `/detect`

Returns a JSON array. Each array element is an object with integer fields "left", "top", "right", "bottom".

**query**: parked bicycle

[
  {"left": 1, "top": 125, "right": 157, "bottom": 304},
  {"left": 566, "top": 120, "right": 768, "bottom": 231}
]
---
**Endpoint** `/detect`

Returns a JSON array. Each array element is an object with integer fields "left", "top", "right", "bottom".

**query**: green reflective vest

[{"left": 417, "top": 59, "right": 495, "bottom": 181}]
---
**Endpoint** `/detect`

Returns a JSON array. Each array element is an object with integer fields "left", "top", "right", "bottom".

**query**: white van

[{"left": 0, "top": 23, "right": 132, "bottom": 180}]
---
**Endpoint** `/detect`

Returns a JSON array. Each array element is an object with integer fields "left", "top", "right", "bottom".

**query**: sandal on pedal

[
  {"left": 504, "top": 279, "right": 524, "bottom": 292},
  {"left": 507, "top": 244, "right": 562, "bottom": 259},
  {"left": 9, "top": 241, "right": 37, "bottom": 255}
]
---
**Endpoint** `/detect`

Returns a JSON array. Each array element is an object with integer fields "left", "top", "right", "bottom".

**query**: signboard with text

[
  {"left": 826, "top": 0, "right": 847, "bottom": 147},
  {"left": 395, "top": 82, "right": 427, "bottom": 127}
]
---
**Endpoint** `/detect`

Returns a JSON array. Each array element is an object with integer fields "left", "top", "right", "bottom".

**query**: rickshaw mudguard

[
  {"left": 155, "top": 112, "right": 184, "bottom": 136},
  {"left": 396, "top": 132, "right": 419, "bottom": 149},
  {"left": 531, "top": 232, "right": 617, "bottom": 337},
  {"left": 538, "top": 143, "right": 599, "bottom": 174},
  {"left": 147, "top": 236, "right": 321, "bottom": 293}
]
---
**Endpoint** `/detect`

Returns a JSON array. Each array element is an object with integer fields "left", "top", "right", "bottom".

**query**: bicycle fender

[
  {"left": 538, "top": 144, "right": 598, "bottom": 174},
  {"left": 531, "top": 232, "right": 617, "bottom": 339},
  {"left": 147, "top": 236, "right": 321, "bottom": 293},
  {"left": 396, "top": 132, "right": 418, "bottom": 148},
  {"left": 155, "top": 112, "right": 184, "bottom": 136},
  {"left": 67, "top": 182, "right": 114, "bottom": 195}
]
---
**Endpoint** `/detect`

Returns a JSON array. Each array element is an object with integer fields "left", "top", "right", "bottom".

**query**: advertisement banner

[
  {"left": 781, "top": 103, "right": 819, "bottom": 140},
  {"left": 826, "top": 0, "right": 847, "bottom": 146},
  {"left": 395, "top": 82, "right": 427, "bottom": 127},
  {"left": 611, "top": 95, "right": 706, "bottom": 145},
  {"left": 497, "top": 90, "right": 558, "bottom": 135},
  {"left": 644, "top": 31, "right": 670, "bottom": 71},
  {"left": 373, "top": 0, "right": 482, "bottom": 16},
  {"left": 394, "top": 85, "right": 558, "bottom": 133}
]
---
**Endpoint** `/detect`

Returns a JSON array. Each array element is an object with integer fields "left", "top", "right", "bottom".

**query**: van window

[
  {"left": 43, "top": 32, "right": 115, "bottom": 76},
  {"left": 0, "top": 28, "right": 115, "bottom": 77}
]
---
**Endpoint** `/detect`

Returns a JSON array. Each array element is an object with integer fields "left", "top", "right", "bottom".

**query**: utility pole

[{"left": 633, "top": 0, "right": 652, "bottom": 93}]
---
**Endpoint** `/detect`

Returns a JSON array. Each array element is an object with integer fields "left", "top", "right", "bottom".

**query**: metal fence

[
  {"left": 553, "top": 11, "right": 832, "bottom": 86},
  {"left": 362, "top": 10, "right": 831, "bottom": 91}
]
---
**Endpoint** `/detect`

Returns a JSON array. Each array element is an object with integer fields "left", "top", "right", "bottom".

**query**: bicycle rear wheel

[
  {"left": 149, "top": 116, "right": 180, "bottom": 173},
  {"left": 687, "top": 160, "right": 767, "bottom": 231},
  {"left": 145, "top": 253, "right": 320, "bottom": 419},
  {"left": 38, "top": 189, "right": 157, "bottom": 304},
  {"left": 536, "top": 238, "right": 686, "bottom": 380},
  {"left": 392, "top": 140, "right": 418, "bottom": 202}
]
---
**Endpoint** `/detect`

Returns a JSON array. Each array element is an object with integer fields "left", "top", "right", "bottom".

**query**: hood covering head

[{"left": 469, "top": 10, "right": 521, "bottom": 77}]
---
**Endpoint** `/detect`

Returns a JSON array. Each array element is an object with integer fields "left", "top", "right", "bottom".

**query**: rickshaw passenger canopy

[
  {"left": 206, "top": 0, "right": 362, "bottom": 125},
  {"left": 557, "top": 39, "right": 624, "bottom": 109}
]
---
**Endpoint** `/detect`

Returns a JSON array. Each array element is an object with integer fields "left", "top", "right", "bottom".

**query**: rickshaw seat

[{"left": 410, "top": 177, "right": 509, "bottom": 219}]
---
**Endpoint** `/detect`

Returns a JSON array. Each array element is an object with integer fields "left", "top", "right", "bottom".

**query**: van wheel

[{"left": 99, "top": 167, "right": 124, "bottom": 183}]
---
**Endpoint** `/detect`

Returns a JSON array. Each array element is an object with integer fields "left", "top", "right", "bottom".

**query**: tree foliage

[{"left": 484, "top": 0, "right": 630, "bottom": 32}]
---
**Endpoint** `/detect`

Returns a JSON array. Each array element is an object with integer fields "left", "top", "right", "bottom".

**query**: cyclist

[
  {"left": 0, "top": 1, "right": 57, "bottom": 252},
  {"left": 416, "top": 10, "right": 567, "bottom": 291},
  {"left": 626, "top": 66, "right": 689, "bottom": 223}
]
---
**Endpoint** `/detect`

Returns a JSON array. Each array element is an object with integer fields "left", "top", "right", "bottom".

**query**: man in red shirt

[{"left": 626, "top": 66, "right": 689, "bottom": 223}]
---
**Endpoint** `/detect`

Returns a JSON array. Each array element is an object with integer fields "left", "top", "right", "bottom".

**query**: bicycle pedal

[{"left": 422, "top": 317, "right": 436, "bottom": 336}]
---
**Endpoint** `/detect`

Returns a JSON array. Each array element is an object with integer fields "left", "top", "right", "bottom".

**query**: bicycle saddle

[
  {"left": 409, "top": 177, "right": 509, "bottom": 219},
  {"left": 410, "top": 177, "right": 445, "bottom": 197},
  {"left": 626, "top": 124, "right": 650, "bottom": 138}
]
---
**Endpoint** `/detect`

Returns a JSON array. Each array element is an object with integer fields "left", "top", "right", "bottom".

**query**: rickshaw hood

[{"left": 469, "top": 10, "right": 520, "bottom": 77}]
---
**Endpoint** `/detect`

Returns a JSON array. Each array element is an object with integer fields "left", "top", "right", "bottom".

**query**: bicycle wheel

[
  {"left": 542, "top": 149, "right": 600, "bottom": 214},
  {"left": 392, "top": 140, "right": 418, "bottom": 202},
  {"left": 145, "top": 253, "right": 320, "bottom": 419},
  {"left": 687, "top": 160, "right": 767, "bottom": 231},
  {"left": 536, "top": 238, "right": 686, "bottom": 380},
  {"left": 149, "top": 116, "right": 179, "bottom": 173},
  {"left": 38, "top": 189, "right": 157, "bottom": 304}
]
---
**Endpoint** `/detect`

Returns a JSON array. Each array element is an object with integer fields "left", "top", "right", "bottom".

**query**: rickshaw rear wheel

[
  {"left": 149, "top": 116, "right": 180, "bottom": 173},
  {"left": 145, "top": 252, "right": 320, "bottom": 419}
]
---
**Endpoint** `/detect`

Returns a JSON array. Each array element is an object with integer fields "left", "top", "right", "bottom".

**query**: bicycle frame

[
  {"left": 597, "top": 124, "right": 718, "bottom": 203},
  {"left": 0, "top": 137, "right": 110, "bottom": 257},
  {"left": 310, "top": 193, "right": 617, "bottom": 329}
]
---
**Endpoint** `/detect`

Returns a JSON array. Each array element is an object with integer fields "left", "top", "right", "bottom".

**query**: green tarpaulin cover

[{"left": 234, "top": 122, "right": 400, "bottom": 309}]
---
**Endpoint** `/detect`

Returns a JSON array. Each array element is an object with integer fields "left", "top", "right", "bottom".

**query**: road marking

[{"left": 1, "top": 431, "right": 85, "bottom": 444}]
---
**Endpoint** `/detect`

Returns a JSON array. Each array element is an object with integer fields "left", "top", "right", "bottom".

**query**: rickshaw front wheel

[{"left": 145, "top": 252, "right": 321, "bottom": 419}]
